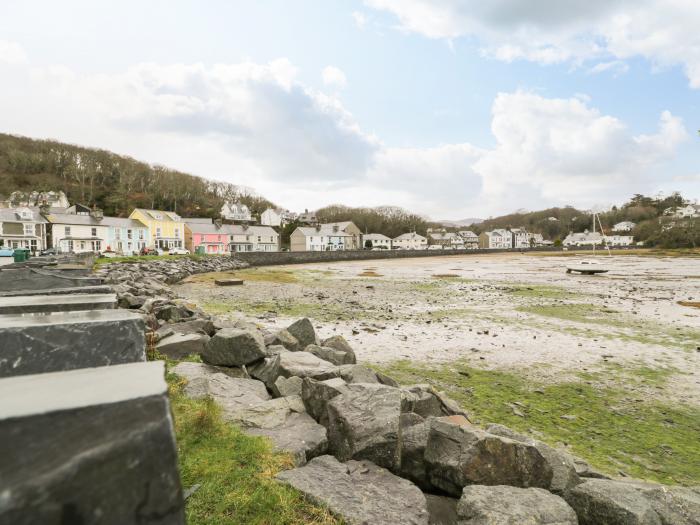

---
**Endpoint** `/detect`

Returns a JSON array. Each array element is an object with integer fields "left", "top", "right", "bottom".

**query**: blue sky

[{"left": 1, "top": 0, "right": 698, "bottom": 218}]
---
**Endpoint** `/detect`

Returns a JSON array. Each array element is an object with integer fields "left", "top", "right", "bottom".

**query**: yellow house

[{"left": 129, "top": 208, "right": 186, "bottom": 250}]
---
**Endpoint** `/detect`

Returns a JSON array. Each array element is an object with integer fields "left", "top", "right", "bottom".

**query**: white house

[
  {"left": 457, "top": 231, "right": 479, "bottom": 249},
  {"left": 529, "top": 233, "right": 553, "bottom": 246},
  {"left": 260, "top": 208, "right": 295, "bottom": 227},
  {"left": 221, "top": 202, "right": 252, "bottom": 222},
  {"left": 478, "top": 229, "right": 513, "bottom": 249},
  {"left": 612, "top": 221, "right": 636, "bottom": 232},
  {"left": 670, "top": 204, "right": 700, "bottom": 218},
  {"left": 603, "top": 235, "right": 634, "bottom": 247},
  {"left": 562, "top": 231, "right": 603, "bottom": 247},
  {"left": 429, "top": 231, "right": 465, "bottom": 249},
  {"left": 227, "top": 224, "right": 279, "bottom": 252},
  {"left": 290, "top": 225, "right": 352, "bottom": 251},
  {"left": 1, "top": 190, "right": 70, "bottom": 209},
  {"left": 0, "top": 207, "right": 48, "bottom": 253},
  {"left": 297, "top": 209, "right": 318, "bottom": 225},
  {"left": 510, "top": 228, "right": 531, "bottom": 249},
  {"left": 392, "top": 232, "right": 428, "bottom": 250},
  {"left": 46, "top": 210, "right": 109, "bottom": 253},
  {"left": 362, "top": 233, "right": 392, "bottom": 249}
]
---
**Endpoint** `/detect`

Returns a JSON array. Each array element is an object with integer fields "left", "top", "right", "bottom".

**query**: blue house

[{"left": 102, "top": 217, "right": 149, "bottom": 255}]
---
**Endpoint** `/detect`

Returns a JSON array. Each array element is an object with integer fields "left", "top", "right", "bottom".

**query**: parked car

[
  {"left": 428, "top": 245, "right": 443, "bottom": 250},
  {"left": 100, "top": 250, "right": 118, "bottom": 258},
  {"left": 139, "top": 247, "right": 163, "bottom": 256},
  {"left": 39, "top": 247, "right": 58, "bottom": 256},
  {"left": 169, "top": 247, "right": 190, "bottom": 255}
]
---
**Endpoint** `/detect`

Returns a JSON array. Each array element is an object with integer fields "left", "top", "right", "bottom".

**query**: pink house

[{"left": 185, "top": 221, "right": 229, "bottom": 254}]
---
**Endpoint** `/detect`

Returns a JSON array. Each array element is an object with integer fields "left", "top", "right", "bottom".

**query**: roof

[
  {"left": 484, "top": 229, "right": 509, "bottom": 238},
  {"left": 227, "top": 224, "right": 279, "bottom": 236},
  {"left": 132, "top": 208, "right": 182, "bottom": 222},
  {"left": 363, "top": 233, "right": 391, "bottom": 241},
  {"left": 430, "top": 232, "right": 460, "bottom": 241},
  {"left": 393, "top": 232, "right": 426, "bottom": 241},
  {"left": 458, "top": 230, "right": 478, "bottom": 238},
  {"left": 186, "top": 222, "right": 228, "bottom": 234},
  {"left": 0, "top": 207, "right": 47, "bottom": 223},
  {"left": 186, "top": 218, "right": 214, "bottom": 225},
  {"left": 45, "top": 213, "right": 107, "bottom": 226},
  {"left": 101, "top": 217, "right": 148, "bottom": 229}
]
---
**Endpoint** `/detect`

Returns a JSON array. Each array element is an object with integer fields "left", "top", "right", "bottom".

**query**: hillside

[
  {"left": 315, "top": 204, "right": 442, "bottom": 238},
  {"left": 0, "top": 133, "right": 275, "bottom": 218}
]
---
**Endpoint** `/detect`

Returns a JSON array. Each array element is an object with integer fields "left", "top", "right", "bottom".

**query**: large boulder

[
  {"left": 247, "top": 412, "right": 327, "bottom": 467},
  {"left": 305, "top": 344, "right": 352, "bottom": 366},
  {"left": 424, "top": 417, "right": 553, "bottom": 496},
  {"left": 229, "top": 395, "right": 306, "bottom": 429},
  {"left": 632, "top": 484, "right": 700, "bottom": 525},
  {"left": 286, "top": 318, "right": 317, "bottom": 348},
  {"left": 301, "top": 377, "right": 350, "bottom": 426},
  {"left": 264, "top": 329, "right": 300, "bottom": 352},
  {"left": 278, "top": 351, "right": 339, "bottom": 380},
  {"left": 170, "top": 318, "right": 216, "bottom": 336},
  {"left": 326, "top": 383, "right": 402, "bottom": 471},
  {"left": 201, "top": 328, "right": 266, "bottom": 367},
  {"left": 155, "top": 333, "right": 209, "bottom": 359},
  {"left": 426, "top": 495, "right": 459, "bottom": 525},
  {"left": 276, "top": 455, "right": 429, "bottom": 525},
  {"left": 486, "top": 424, "right": 580, "bottom": 493},
  {"left": 171, "top": 362, "right": 270, "bottom": 420},
  {"left": 248, "top": 354, "right": 281, "bottom": 389},
  {"left": 337, "top": 364, "right": 380, "bottom": 384},
  {"left": 321, "top": 335, "right": 357, "bottom": 364},
  {"left": 273, "top": 376, "right": 303, "bottom": 398},
  {"left": 457, "top": 485, "right": 578, "bottom": 525},
  {"left": 564, "top": 479, "right": 662, "bottom": 525},
  {"left": 400, "top": 415, "right": 431, "bottom": 489},
  {"left": 401, "top": 384, "right": 470, "bottom": 420}
]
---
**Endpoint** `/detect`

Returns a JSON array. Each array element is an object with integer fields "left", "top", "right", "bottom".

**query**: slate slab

[{"left": 0, "top": 293, "right": 116, "bottom": 314}]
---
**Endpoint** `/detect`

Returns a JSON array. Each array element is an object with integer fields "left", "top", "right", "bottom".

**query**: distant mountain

[
  {"left": 0, "top": 133, "right": 275, "bottom": 218},
  {"left": 438, "top": 218, "right": 484, "bottom": 228}
]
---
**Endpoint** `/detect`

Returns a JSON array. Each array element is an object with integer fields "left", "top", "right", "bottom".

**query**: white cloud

[
  {"left": 365, "top": 0, "right": 700, "bottom": 87},
  {"left": 0, "top": 56, "right": 688, "bottom": 218},
  {"left": 0, "top": 40, "right": 27, "bottom": 64},
  {"left": 322, "top": 65, "right": 348, "bottom": 89},
  {"left": 352, "top": 11, "right": 368, "bottom": 29},
  {"left": 587, "top": 60, "right": 629, "bottom": 76}
]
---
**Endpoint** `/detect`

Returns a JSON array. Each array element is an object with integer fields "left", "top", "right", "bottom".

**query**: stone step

[
  {"left": 0, "top": 361, "right": 185, "bottom": 524},
  {"left": 0, "top": 309, "right": 146, "bottom": 378},
  {"left": 0, "top": 293, "right": 117, "bottom": 315},
  {"left": 0, "top": 285, "right": 114, "bottom": 297}
]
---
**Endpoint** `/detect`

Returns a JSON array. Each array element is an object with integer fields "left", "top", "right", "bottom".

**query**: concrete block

[
  {"left": 0, "top": 361, "right": 185, "bottom": 524},
  {"left": 0, "top": 293, "right": 117, "bottom": 315},
  {"left": 0, "top": 310, "right": 146, "bottom": 378},
  {"left": 0, "top": 267, "right": 102, "bottom": 292},
  {"left": 0, "top": 285, "right": 114, "bottom": 298}
]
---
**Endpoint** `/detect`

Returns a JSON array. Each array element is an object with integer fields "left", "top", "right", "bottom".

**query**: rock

[
  {"left": 201, "top": 328, "right": 267, "bottom": 367},
  {"left": 301, "top": 377, "right": 350, "bottom": 426},
  {"left": 326, "top": 383, "right": 402, "bottom": 471},
  {"left": 264, "top": 329, "right": 301, "bottom": 352},
  {"left": 276, "top": 455, "right": 429, "bottom": 525},
  {"left": 172, "top": 362, "right": 270, "bottom": 420},
  {"left": 321, "top": 335, "right": 357, "bottom": 364},
  {"left": 229, "top": 395, "right": 306, "bottom": 428},
  {"left": 155, "top": 333, "right": 210, "bottom": 359},
  {"left": 633, "top": 484, "right": 700, "bottom": 525},
  {"left": 0, "top": 362, "right": 185, "bottom": 524},
  {"left": 376, "top": 371, "right": 399, "bottom": 387},
  {"left": 286, "top": 318, "right": 317, "bottom": 348},
  {"left": 305, "top": 344, "right": 350, "bottom": 365},
  {"left": 278, "top": 351, "right": 339, "bottom": 380},
  {"left": 273, "top": 376, "right": 303, "bottom": 398},
  {"left": 426, "top": 495, "right": 459, "bottom": 525},
  {"left": 486, "top": 423, "right": 580, "bottom": 493},
  {"left": 573, "top": 457, "right": 610, "bottom": 480},
  {"left": 400, "top": 415, "right": 431, "bottom": 489},
  {"left": 154, "top": 325, "right": 175, "bottom": 342},
  {"left": 457, "top": 485, "right": 578, "bottom": 525},
  {"left": 401, "top": 384, "right": 469, "bottom": 419},
  {"left": 248, "top": 354, "right": 281, "bottom": 389},
  {"left": 564, "top": 479, "right": 662, "bottom": 525},
  {"left": 337, "top": 364, "right": 380, "bottom": 384},
  {"left": 118, "top": 292, "right": 146, "bottom": 309},
  {"left": 424, "top": 417, "right": 553, "bottom": 496},
  {"left": 248, "top": 412, "right": 327, "bottom": 467},
  {"left": 170, "top": 318, "right": 216, "bottom": 336},
  {"left": 155, "top": 304, "right": 190, "bottom": 322}
]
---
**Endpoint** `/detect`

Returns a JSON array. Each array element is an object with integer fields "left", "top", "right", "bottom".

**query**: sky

[{"left": 0, "top": 0, "right": 698, "bottom": 220}]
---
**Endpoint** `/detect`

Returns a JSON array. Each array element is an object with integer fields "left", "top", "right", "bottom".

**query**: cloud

[
  {"left": 322, "top": 65, "right": 348, "bottom": 89},
  {"left": 587, "top": 60, "right": 629, "bottom": 76},
  {"left": 365, "top": 0, "right": 700, "bottom": 87},
  {"left": 0, "top": 40, "right": 27, "bottom": 64},
  {"left": 352, "top": 11, "right": 368, "bottom": 29},
  {"left": 0, "top": 55, "right": 688, "bottom": 218}
]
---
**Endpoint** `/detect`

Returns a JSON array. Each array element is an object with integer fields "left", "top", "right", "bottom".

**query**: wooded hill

[{"left": 0, "top": 133, "right": 275, "bottom": 218}]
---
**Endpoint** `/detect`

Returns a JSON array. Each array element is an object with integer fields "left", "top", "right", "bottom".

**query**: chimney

[
  {"left": 90, "top": 205, "right": 104, "bottom": 221},
  {"left": 39, "top": 200, "right": 50, "bottom": 216},
  {"left": 316, "top": 224, "right": 322, "bottom": 232},
  {"left": 333, "top": 225, "right": 339, "bottom": 233},
  {"left": 242, "top": 224, "right": 249, "bottom": 231},
  {"left": 214, "top": 218, "right": 223, "bottom": 229}
]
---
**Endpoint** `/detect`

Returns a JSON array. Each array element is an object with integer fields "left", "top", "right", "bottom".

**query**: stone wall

[{"left": 232, "top": 247, "right": 562, "bottom": 267}]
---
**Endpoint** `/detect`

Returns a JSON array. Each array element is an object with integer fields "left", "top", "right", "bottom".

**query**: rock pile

[
  {"left": 170, "top": 316, "right": 700, "bottom": 525},
  {"left": 94, "top": 255, "right": 248, "bottom": 345}
]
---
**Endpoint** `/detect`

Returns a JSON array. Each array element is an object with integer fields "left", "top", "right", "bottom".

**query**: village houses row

[{"left": 0, "top": 191, "right": 652, "bottom": 255}]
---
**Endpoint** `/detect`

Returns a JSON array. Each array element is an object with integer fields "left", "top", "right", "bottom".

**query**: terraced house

[
  {"left": 45, "top": 209, "right": 108, "bottom": 253},
  {"left": 129, "top": 209, "right": 185, "bottom": 250},
  {"left": 103, "top": 217, "right": 149, "bottom": 255},
  {"left": 0, "top": 207, "right": 47, "bottom": 253},
  {"left": 185, "top": 219, "right": 229, "bottom": 254},
  {"left": 227, "top": 224, "right": 279, "bottom": 252}
]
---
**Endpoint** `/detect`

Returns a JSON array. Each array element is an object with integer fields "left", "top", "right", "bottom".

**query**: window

[
  {"left": 91, "top": 227, "right": 97, "bottom": 237},
  {"left": 127, "top": 229, "right": 132, "bottom": 239},
  {"left": 115, "top": 229, "right": 121, "bottom": 239},
  {"left": 65, "top": 226, "right": 71, "bottom": 236},
  {"left": 139, "top": 230, "right": 144, "bottom": 240},
  {"left": 174, "top": 228, "right": 180, "bottom": 238},
  {"left": 24, "top": 223, "right": 34, "bottom": 236},
  {"left": 156, "top": 227, "right": 162, "bottom": 238},
  {"left": 257, "top": 236, "right": 261, "bottom": 242}
]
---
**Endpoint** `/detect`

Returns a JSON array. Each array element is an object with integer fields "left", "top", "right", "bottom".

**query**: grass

[
  {"left": 168, "top": 372, "right": 341, "bottom": 525},
  {"left": 94, "top": 253, "right": 214, "bottom": 266},
  {"left": 201, "top": 299, "right": 374, "bottom": 322},
  {"left": 375, "top": 360, "right": 700, "bottom": 486},
  {"left": 529, "top": 248, "right": 700, "bottom": 258},
  {"left": 507, "top": 284, "right": 576, "bottom": 300}
]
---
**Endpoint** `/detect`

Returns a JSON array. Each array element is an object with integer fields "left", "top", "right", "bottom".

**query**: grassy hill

[{"left": 0, "top": 133, "right": 275, "bottom": 218}]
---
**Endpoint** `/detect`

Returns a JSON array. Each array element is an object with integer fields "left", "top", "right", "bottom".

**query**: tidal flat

[{"left": 176, "top": 252, "right": 700, "bottom": 484}]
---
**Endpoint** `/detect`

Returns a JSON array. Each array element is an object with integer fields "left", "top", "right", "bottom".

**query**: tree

[{"left": 364, "top": 239, "right": 373, "bottom": 249}]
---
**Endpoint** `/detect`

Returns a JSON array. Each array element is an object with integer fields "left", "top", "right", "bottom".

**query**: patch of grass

[
  {"left": 234, "top": 268, "right": 300, "bottom": 284},
  {"left": 95, "top": 253, "right": 217, "bottom": 266},
  {"left": 201, "top": 299, "right": 373, "bottom": 322},
  {"left": 376, "top": 360, "right": 700, "bottom": 486},
  {"left": 168, "top": 373, "right": 341, "bottom": 525},
  {"left": 508, "top": 284, "right": 575, "bottom": 300}
]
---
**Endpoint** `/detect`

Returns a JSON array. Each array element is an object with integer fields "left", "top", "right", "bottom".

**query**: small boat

[{"left": 566, "top": 259, "right": 608, "bottom": 274}]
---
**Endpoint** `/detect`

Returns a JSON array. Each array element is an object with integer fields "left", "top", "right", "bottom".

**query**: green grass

[
  {"left": 95, "top": 253, "right": 214, "bottom": 266},
  {"left": 168, "top": 372, "right": 341, "bottom": 525},
  {"left": 375, "top": 360, "right": 700, "bottom": 486},
  {"left": 508, "top": 284, "right": 576, "bottom": 300},
  {"left": 201, "top": 299, "right": 374, "bottom": 322}
]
